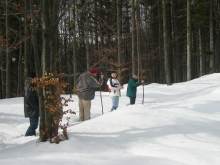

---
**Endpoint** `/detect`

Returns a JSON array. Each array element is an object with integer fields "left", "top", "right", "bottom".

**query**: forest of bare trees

[{"left": 0, "top": 0, "right": 220, "bottom": 99}]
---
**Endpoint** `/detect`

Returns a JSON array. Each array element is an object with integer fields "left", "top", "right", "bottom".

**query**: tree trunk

[
  {"left": 187, "top": 0, "right": 192, "bottom": 80},
  {"left": 5, "top": 0, "right": 11, "bottom": 98},
  {"left": 72, "top": 1, "right": 77, "bottom": 88},
  {"left": 170, "top": 0, "right": 176, "bottom": 82},
  {"left": 117, "top": 0, "right": 121, "bottom": 80},
  {"left": 24, "top": 0, "right": 28, "bottom": 79},
  {"left": 131, "top": 0, "right": 136, "bottom": 75},
  {"left": 209, "top": 0, "right": 214, "bottom": 73},
  {"left": 199, "top": 28, "right": 204, "bottom": 76},
  {"left": 162, "top": 0, "right": 171, "bottom": 84},
  {"left": 136, "top": 0, "right": 141, "bottom": 80}
]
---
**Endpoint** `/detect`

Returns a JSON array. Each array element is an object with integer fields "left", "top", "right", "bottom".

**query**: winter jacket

[
  {"left": 76, "top": 72, "right": 100, "bottom": 100},
  {"left": 107, "top": 78, "right": 122, "bottom": 96},
  {"left": 24, "top": 78, "right": 39, "bottom": 118},
  {"left": 126, "top": 78, "right": 140, "bottom": 97}
]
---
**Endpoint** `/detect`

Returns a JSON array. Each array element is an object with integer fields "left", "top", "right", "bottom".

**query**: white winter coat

[{"left": 107, "top": 78, "right": 122, "bottom": 96}]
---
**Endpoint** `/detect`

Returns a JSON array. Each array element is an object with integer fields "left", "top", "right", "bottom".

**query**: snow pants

[
  {"left": 129, "top": 97, "right": 136, "bottom": 105},
  {"left": 79, "top": 99, "right": 91, "bottom": 121}
]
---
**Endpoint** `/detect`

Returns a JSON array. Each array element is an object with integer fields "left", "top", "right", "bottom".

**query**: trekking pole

[
  {"left": 142, "top": 83, "right": 144, "bottom": 104},
  {"left": 100, "top": 72, "right": 104, "bottom": 115},
  {"left": 100, "top": 89, "right": 104, "bottom": 115}
]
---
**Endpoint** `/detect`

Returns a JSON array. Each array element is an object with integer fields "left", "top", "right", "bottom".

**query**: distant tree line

[{"left": 0, "top": 0, "right": 220, "bottom": 98}]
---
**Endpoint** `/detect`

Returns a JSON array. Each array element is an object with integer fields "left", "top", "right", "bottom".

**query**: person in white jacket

[{"left": 107, "top": 72, "right": 123, "bottom": 111}]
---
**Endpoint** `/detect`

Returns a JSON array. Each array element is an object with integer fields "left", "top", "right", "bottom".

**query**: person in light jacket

[
  {"left": 107, "top": 72, "right": 123, "bottom": 111},
  {"left": 76, "top": 68, "right": 100, "bottom": 121}
]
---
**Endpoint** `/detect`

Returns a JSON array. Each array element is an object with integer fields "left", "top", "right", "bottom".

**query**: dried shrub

[{"left": 32, "top": 73, "right": 75, "bottom": 143}]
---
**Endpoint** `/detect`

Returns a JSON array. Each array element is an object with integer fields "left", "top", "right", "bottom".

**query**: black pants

[
  {"left": 129, "top": 97, "right": 136, "bottom": 105},
  {"left": 25, "top": 116, "right": 39, "bottom": 136}
]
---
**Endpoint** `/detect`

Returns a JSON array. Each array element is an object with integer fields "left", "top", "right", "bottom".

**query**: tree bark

[
  {"left": 199, "top": 28, "right": 204, "bottom": 76},
  {"left": 209, "top": 0, "right": 214, "bottom": 73},
  {"left": 187, "top": 0, "right": 192, "bottom": 80},
  {"left": 5, "top": 0, "right": 11, "bottom": 98},
  {"left": 136, "top": 0, "right": 141, "bottom": 80},
  {"left": 131, "top": 0, "right": 136, "bottom": 75},
  {"left": 117, "top": 0, "right": 121, "bottom": 80},
  {"left": 162, "top": 0, "right": 171, "bottom": 84}
]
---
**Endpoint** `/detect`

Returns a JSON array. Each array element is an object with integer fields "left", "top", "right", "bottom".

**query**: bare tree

[
  {"left": 162, "top": 0, "right": 171, "bottom": 84},
  {"left": 187, "top": 0, "right": 192, "bottom": 80}
]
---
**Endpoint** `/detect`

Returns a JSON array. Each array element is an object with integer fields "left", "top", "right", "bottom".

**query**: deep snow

[{"left": 0, "top": 74, "right": 220, "bottom": 165}]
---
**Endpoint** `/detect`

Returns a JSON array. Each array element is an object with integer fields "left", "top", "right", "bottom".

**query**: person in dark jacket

[
  {"left": 126, "top": 74, "right": 144, "bottom": 105},
  {"left": 24, "top": 77, "right": 39, "bottom": 136},
  {"left": 76, "top": 68, "right": 100, "bottom": 121}
]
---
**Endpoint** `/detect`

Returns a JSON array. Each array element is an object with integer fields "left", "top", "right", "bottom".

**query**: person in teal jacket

[{"left": 126, "top": 74, "right": 144, "bottom": 104}]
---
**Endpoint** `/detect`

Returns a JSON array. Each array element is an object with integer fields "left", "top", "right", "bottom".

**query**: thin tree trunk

[
  {"left": 17, "top": 25, "right": 23, "bottom": 96},
  {"left": 117, "top": 0, "right": 121, "bottom": 80},
  {"left": 24, "top": 0, "right": 28, "bottom": 78},
  {"left": 136, "top": 0, "right": 141, "bottom": 80},
  {"left": 162, "top": 0, "right": 171, "bottom": 84},
  {"left": 131, "top": 0, "right": 136, "bottom": 75},
  {"left": 85, "top": 13, "right": 90, "bottom": 70},
  {"left": 0, "top": 50, "right": 3, "bottom": 98},
  {"left": 5, "top": 0, "right": 11, "bottom": 98},
  {"left": 158, "top": 0, "right": 163, "bottom": 83},
  {"left": 187, "top": 0, "right": 192, "bottom": 80},
  {"left": 72, "top": 1, "right": 77, "bottom": 88},
  {"left": 40, "top": 0, "right": 47, "bottom": 142},
  {"left": 209, "top": 0, "right": 214, "bottom": 73},
  {"left": 170, "top": 0, "right": 176, "bottom": 82},
  {"left": 199, "top": 28, "right": 204, "bottom": 76}
]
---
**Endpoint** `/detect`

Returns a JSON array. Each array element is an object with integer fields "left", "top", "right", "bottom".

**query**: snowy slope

[{"left": 0, "top": 74, "right": 220, "bottom": 165}]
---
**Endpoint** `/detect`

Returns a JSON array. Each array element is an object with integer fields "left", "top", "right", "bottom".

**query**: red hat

[{"left": 89, "top": 68, "right": 99, "bottom": 75}]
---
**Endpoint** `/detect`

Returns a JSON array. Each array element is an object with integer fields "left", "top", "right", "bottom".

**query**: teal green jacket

[{"left": 126, "top": 78, "right": 140, "bottom": 97}]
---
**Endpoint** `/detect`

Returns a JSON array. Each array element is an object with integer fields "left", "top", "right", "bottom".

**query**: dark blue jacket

[{"left": 24, "top": 79, "right": 39, "bottom": 118}]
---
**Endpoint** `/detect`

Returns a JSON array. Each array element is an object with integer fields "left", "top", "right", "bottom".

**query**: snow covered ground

[{"left": 0, "top": 73, "right": 220, "bottom": 165}]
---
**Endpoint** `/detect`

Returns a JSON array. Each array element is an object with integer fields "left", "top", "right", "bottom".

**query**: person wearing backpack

[
  {"left": 76, "top": 68, "right": 100, "bottom": 121},
  {"left": 107, "top": 72, "right": 123, "bottom": 111}
]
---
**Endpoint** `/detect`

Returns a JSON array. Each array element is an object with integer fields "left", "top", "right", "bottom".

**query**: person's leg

[
  {"left": 25, "top": 116, "right": 39, "bottom": 136},
  {"left": 79, "top": 99, "right": 85, "bottom": 121},
  {"left": 83, "top": 100, "right": 91, "bottom": 120},
  {"left": 112, "top": 96, "right": 119, "bottom": 110},
  {"left": 130, "top": 97, "right": 136, "bottom": 105},
  {"left": 111, "top": 96, "right": 115, "bottom": 111},
  {"left": 114, "top": 96, "right": 119, "bottom": 109},
  {"left": 133, "top": 97, "right": 136, "bottom": 104}
]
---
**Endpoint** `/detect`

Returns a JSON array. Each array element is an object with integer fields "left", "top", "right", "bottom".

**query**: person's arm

[
  {"left": 88, "top": 76, "right": 100, "bottom": 89},
  {"left": 129, "top": 79, "right": 139, "bottom": 88}
]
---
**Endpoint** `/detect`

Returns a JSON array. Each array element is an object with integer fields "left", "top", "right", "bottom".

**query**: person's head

[
  {"left": 132, "top": 74, "right": 138, "bottom": 80},
  {"left": 88, "top": 68, "right": 99, "bottom": 77},
  {"left": 111, "top": 72, "right": 117, "bottom": 79},
  {"left": 29, "top": 71, "right": 36, "bottom": 78}
]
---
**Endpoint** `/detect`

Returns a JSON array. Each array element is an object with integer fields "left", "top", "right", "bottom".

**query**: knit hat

[
  {"left": 89, "top": 68, "right": 99, "bottom": 75},
  {"left": 132, "top": 74, "right": 138, "bottom": 79}
]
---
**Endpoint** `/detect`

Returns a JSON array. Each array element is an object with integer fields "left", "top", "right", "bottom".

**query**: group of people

[
  {"left": 24, "top": 68, "right": 144, "bottom": 136},
  {"left": 76, "top": 68, "right": 144, "bottom": 121}
]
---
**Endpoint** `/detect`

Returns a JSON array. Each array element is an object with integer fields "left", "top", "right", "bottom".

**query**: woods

[{"left": 0, "top": 0, "right": 220, "bottom": 98}]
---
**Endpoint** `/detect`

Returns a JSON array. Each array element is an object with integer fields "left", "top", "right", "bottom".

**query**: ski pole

[
  {"left": 99, "top": 72, "right": 104, "bottom": 115},
  {"left": 142, "top": 83, "right": 144, "bottom": 104},
  {"left": 100, "top": 89, "right": 104, "bottom": 115}
]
